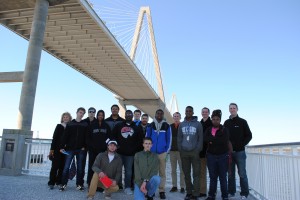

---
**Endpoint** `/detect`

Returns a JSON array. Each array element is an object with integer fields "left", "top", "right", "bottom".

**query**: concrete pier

[{"left": 17, "top": 0, "right": 49, "bottom": 130}]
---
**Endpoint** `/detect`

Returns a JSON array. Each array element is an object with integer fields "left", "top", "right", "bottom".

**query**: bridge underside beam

[
  {"left": 0, "top": 72, "right": 24, "bottom": 82},
  {"left": 121, "top": 99, "right": 160, "bottom": 106},
  {"left": 116, "top": 97, "right": 172, "bottom": 123}
]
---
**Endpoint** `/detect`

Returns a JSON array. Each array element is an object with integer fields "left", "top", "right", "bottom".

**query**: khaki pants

[
  {"left": 200, "top": 158, "right": 207, "bottom": 194},
  {"left": 158, "top": 152, "right": 167, "bottom": 192},
  {"left": 87, "top": 172, "right": 119, "bottom": 198},
  {"left": 170, "top": 151, "right": 185, "bottom": 189}
]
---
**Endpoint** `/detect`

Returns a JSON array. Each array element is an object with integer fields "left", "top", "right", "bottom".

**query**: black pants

[
  {"left": 48, "top": 151, "right": 65, "bottom": 185},
  {"left": 87, "top": 150, "right": 102, "bottom": 186}
]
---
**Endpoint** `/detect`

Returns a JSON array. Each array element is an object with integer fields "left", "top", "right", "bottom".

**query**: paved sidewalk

[{"left": 0, "top": 174, "right": 256, "bottom": 200}]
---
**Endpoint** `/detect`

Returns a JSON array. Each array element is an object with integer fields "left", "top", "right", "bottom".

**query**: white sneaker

[
  {"left": 104, "top": 192, "right": 111, "bottom": 199},
  {"left": 241, "top": 196, "right": 247, "bottom": 199},
  {"left": 124, "top": 187, "right": 133, "bottom": 195}
]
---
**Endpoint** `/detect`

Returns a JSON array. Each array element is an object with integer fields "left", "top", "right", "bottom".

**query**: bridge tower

[
  {"left": 118, "top": 6, "right": 166, "bottom": 118},
  {"left": 130, "top": 7, "right": 165, "bottom": 103}
]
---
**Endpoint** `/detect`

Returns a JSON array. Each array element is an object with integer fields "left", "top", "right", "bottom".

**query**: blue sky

[{"left": 1, "top": 0, "right": 299, "bottom": 145}]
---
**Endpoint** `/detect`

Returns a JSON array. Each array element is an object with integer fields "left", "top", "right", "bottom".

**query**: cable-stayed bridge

[{"left": 0, "top": 0, "right": 174, "bottom": 131}]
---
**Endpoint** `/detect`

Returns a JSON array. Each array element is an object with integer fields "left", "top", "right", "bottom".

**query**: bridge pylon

[{"left": 130, "top": 6, "right": 165, "bottom": 103}]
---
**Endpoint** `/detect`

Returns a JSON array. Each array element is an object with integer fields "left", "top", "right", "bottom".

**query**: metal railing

[
  {"left": 246, "top": 142, "right": 300, "bottom": 200},
  {"left": 23, "top": 138, "right": 52, "bottom": 176},
  {"left": 23, "top": 138, "right": 89, "bottom": 176}
]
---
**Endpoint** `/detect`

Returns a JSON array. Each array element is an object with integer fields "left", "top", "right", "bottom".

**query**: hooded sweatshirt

[
  {"left": 146, "top": 119, "right": 172, "bottom": 154},
  {"left": 86, "top": 120, "right": 112, "bottom": 153},
  {"left": 113, "top": 121, "right": 143, "bottom": 156},
  {"left": 177, "top": 116, "right": 203, "bottom": 152}
]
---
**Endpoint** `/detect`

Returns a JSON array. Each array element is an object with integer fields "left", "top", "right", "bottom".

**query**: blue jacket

[{"left": 146, "top": 121, "right": 172, "bottom": 154}]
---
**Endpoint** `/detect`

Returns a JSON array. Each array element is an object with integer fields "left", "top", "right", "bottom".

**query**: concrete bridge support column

[
  {"left": 118, "top": 100, "right": 127, "bottom": 118},
  {"left": 17, "top": 0, "right": 49, "bottom": 130}
]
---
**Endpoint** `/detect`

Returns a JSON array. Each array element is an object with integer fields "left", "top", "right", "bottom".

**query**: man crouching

[
  {"left": 87, "top": 139, "right": 122, "bottom": 199},
  {"left": 134, "top": 137, "right": 161, "bottom": 200}
]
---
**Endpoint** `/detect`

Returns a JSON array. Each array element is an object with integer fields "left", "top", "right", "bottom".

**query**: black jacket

[
  {"left": 204, "top": 125, "right": 230, "bottom": 155},
  {"left": 224, "top": 115, "right": 252, "bottom": 151},
  {"left": 50, "top": 124, "right": 65, "bottom": 152},
  {"left": 60, "top": 119, "right": 88, "bottom": 150},
  {"left": 199, "top": 117, "right": 212, "bottom": 157},
  {"left": 105, "top": 115, "right": 125, "bottom": 131},
  {"left": 113, "top": 121, "right": 143, "bottom": 156},
  {"left": 87, "top": 120, "right": 112, "bottom": 153},
  {"left": 83, "top": 117, "right": 97, "bottom": 126},
  {"left": 170, "top": 123, "right": 180, "bottom": 151}
]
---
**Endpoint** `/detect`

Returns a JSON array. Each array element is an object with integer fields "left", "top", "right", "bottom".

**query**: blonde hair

[{"left": 60, "top": 112, "right": 72, "bottom": 123}]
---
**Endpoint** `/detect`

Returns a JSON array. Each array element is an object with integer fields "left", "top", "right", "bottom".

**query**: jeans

[
  {"left": 119, "top": 155, "right": 134, "bottom": 188},
  {"left": 134, "top": 175, "right": 161, "bottom": 200},
  {"left": 228, "top": 150, "right": 249, "bottom": 197},
  {"left": 207, "top": 153, "right": 228, "bottom": 199},
  {"left": 61, "top": 149, "right": 87, "bottom": 186}
]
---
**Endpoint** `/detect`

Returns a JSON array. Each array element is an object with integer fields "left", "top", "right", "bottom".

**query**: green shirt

[{"left": 134, "top": 150, "right": 159, "bottom": 187}]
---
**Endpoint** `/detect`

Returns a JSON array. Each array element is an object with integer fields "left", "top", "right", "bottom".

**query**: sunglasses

[{"left": 89, "top": 110, "right": 96, "bottom": 113}]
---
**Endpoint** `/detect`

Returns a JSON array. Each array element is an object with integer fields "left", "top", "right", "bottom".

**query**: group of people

[{"left": 48, "top": 103, "right": 252, "bottom": 200}]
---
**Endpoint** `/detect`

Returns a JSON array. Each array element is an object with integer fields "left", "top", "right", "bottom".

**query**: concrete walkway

[{"left": 0, "top": 174, "right": 256, "bottom": 200}]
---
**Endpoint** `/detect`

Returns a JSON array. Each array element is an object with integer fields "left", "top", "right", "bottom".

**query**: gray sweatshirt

[{"left": 177, "top": 117, "right": 203, "bottom": 152}]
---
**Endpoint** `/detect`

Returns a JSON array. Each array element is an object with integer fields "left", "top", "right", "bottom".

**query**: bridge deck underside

[{"left": 0, "top": 0, "right": 172, "bottom": 122}]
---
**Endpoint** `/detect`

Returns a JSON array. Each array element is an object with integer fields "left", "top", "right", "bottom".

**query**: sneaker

[
  {"left": 146, "top": 194, "right": 154, "bottom": 200},
  {"left": 87, "top": 196, "right": 94, "bottom": 200},
  {"left": 205, "top": 197, "right": 215, "bottom": 200},
  {"left": 59, "top": 184, "right": 66, "bottom": 191},
  {"left": 104, "top": 192, "right": 111, "bottom": 199},
  {"left": 170, "top": 187, "right": 178, "bottom": 192},
  {"left": 241, "top": 196, "right": 247, "bottom": 199},
  {"left": 159, "top": 192, "right": 166, "bottom": 199},
  {"left": 199, "top": 193, "right": 207, "bottom": 197},
  {"left": 48, "top": 185, "right": 54, "bottom": 190},
  {"left": 180, "top": 188, "right": 185, "bottom": 193},
  {"left": 118, "top": 185, "right": 123, "bottom": 190},
  {"left": 76, "top": 185, "right": 85, "bottom": 191},
  {"left": 228, "top": 194, "right": 235, "bottom": 198},
  {"left": 124, "top": 187, "right": 133, "bottom": 195},
  {"left": 185, "top": 194, "right": 192, "bottom": 200},
  {"left": 190, "top": 196, "right": 198, "bottom": 200}
]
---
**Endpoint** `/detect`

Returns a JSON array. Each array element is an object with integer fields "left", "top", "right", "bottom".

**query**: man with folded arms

[{"left": 87, "top": 139, "right": 122, "bottom": 200}]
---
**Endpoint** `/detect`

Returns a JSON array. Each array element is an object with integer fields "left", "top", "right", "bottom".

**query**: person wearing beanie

[
  {"left": 224, "top": 103, "right": 252, "bottom": 199},
  {"left": 87, "top": 139, "right": 122, "bottom": 200},
  {"left": 204, "top": 109, "right": 232, "bottom": 200}
]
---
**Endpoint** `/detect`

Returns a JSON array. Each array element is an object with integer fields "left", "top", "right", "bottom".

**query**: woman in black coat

[{"left": 48, "top": 112, "right": 72, "bottom": 189}]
